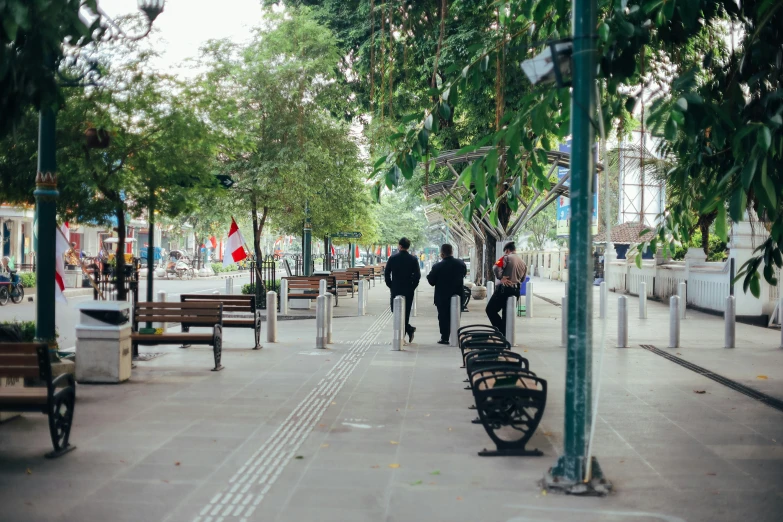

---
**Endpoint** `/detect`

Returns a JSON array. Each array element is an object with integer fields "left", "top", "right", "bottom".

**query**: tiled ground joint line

[{"left": 192, "top": 309, "right": 392, "bottom": 522}]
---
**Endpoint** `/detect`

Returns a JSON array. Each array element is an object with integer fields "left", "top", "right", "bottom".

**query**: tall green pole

[
  {"left": 303, "top": 200, "right": 312, "bottom": 276},
  {"left": 34, "top": 106, "right": 59, "bottom": 351},
  {"left": 550, "top": 0, "right": 598, "bottom": 486}
]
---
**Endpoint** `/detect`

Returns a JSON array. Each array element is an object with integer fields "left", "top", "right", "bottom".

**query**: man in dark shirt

[
  {"left": 426, "top": 244, "right": 467, "bottom": 344},
  {"left": 385, "top": 237, "right": 421, "bottom": 342}
]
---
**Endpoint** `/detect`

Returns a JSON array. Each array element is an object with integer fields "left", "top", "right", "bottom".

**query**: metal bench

[
  {"left": 180, "top": 294, "right": 262, "bottom": 350},
  {"left": 131, "top": 302, "right": 224, "bottom": 371},
  {"left": 0, "top": 342, "right": 76, "bottom": 458}
]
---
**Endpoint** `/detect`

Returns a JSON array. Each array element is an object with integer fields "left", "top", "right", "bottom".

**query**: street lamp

[{"left": 35, "top": 1, "right": 165, "bottom": 353}]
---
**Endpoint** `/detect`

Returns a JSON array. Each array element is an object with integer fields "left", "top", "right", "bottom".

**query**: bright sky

[{"left": 97, "top": 0, "right": 269, "bottom": 77}]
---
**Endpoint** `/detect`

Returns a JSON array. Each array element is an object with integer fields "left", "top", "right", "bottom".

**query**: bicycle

[{"left": 0, "top": 272, "right": 25, "bottom": 305}]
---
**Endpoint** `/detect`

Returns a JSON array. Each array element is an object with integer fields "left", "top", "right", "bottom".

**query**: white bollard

[
  {"left": 413, "top": 288, "right": 418, "bottom": 317},
  {"left": 779, "top": 295, "right": 783, "bottom": 350},
  {"left": 725, "top": 295, "right": 736, "bottom": 349},
  {"left": 505, "top": 296, "right": 516, "bottom": 346},
  {"left": 561, "top": 296, "right": 568, "bottom": 347},
  {"left": 213, "top": 290, "right": 219, "bottom": 295},
  {"left": 525, "top": 282, "right": 534, "bottom": 318},
  {"left": 618, "top": 295, "right": 628, "bottom": 348},
  {"left": 449, "top": 294, "right": 461, "bottom": 347},
  {"left": 325, "top": 293, "right": 333, "bottom": 344},
  {"left": 279, "top": 279, "right": 289, "bottom": 315},
  {"left": 358, "top": 279, "right": 366, "bottom": 316},
  {"left": 364, "top": 280, "right": 369, "bottom": 308},
  {"left": 639, "top": 281, "right": 647, "bottom": 319},
  {"left": 226, "top": 278, "right": 233, "bottom": 295},
  {"left": 316, "top": 295, "right": 327, "bottom": 349},
  {"left": 392, "top": 295, "right": 405, "bottom": 351},
  {"left": 154, "top": 290, "right": 167, "bottom": 332},
  {"left": 599, "top": 281, "right": 607, "bottom": 318},
  {"left": 266, "top": 291, "right": 277, "bottom": 342},
  {"left": 319, "top": 279, "right": 327, "bottom": 296},
  {"left": 487, "top": 280, "right": 495, "bottom": 301},
  {"left": 678, "top": 282, "right": 687, "bottom": 319},
  {"left": 669, "top": 296, "right": 680, "bottom": 348}
]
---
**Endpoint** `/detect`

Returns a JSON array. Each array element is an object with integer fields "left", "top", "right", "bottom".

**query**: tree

[
  {"left": 523, "top": 204, "right": 557, "bottom": 250},
  {"left": 374, "top": 191, "right": 428, "bottom": 249}
]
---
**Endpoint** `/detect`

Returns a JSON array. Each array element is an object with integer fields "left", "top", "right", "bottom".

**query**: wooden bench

[
  {"left": 15, "top": 263, "right": 35, "bottom": 272},
  {"left": 284, "top": 275, "right": 338, "bottom": 305},
  {"left": 132, "top": 302, "right": 224, "bottom": 371},
  {"left": 180, "top": 294, "right": 262, "bottom": 350},
  {"left": 0, "top": 342, "right": 76, "bottom": 458},
  {"left": 331, "top": 270, "right": 358, "bottom": 297},
  {"left": 346, "top": 267, "right": 374, "bottom": 287}
]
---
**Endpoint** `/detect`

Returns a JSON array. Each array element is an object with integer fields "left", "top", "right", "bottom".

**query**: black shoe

[
  {"left": 408, "top": 327, "right": 416, "bottom": 343},
  {"left": 437, "top": 339, "right": 449, "bottom": 345}
]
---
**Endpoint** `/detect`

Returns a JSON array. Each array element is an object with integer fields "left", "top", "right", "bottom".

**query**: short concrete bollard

[
  {"left": 154, "top": 290, "right": 167, "bottom": 332},
  {"left": 779, "top": 295, "right": 783, "bottom": 350},
  {"left": 226, "top": 278, "right": 233, "bottom": 295},
  {"left": 639, "top": 281, "right": 647, "bottom": 319},
  {"left": 449, "top": 294, "right": 461, "bottom": 347},
  {"left": 325, "top": 293, "right": 333, "bottom": 344},
  {"left": 358, "top": 279, "right": 366, "bottom": 316},
  {"left": 525, "top": 282, "right": 534, "bottom": 318},
  {"left": 561, "top": 296, "right": 568, "bottom": 347},
  {"left": 392, "top": 295, "right": 405, "bottom": 351},
  {"left": 319, "top": 279, "right": 327, "bottom": 296},
  {"left": 725, "top": 295, "right": 736, "bottom": 349},
  {"left": 678, "top": 282, "right": 687, "bottom": 319},
  {"left": 599, "top": 281, "right": 607, "bottom": 318},
  {"left": 487, "top": 280, "right": 495, "bottom": 300},
  {"left": 266, "top": 291, "right": 277, "bottom": 342},
  {"left": 364, "top": 280, "right": 369, "bottom": 308},
  {"left": 413, "top": 288, "right": 418, "bottom": 317},
  {"left": 279, "top": 279, "right": 289, "bottom": 315},
  {"left": 505, "top": 296, "right": 516, "bottom": 346},
  {"left": 618, "top": 295, "right": 628, "bottom": 348},
  {"left": 669, "top": 296, "right": 680, "bottom": 348},
  {"left": 316, "top": 295, "right": 327, "bottom": 349}
]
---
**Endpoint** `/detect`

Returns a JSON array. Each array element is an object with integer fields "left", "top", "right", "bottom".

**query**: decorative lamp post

[
  {"left": 303, "top": 200, "right": 312, "bottom": 276},
  {"left": 35, "top": 0, "right": 165, "bottom": 352}
]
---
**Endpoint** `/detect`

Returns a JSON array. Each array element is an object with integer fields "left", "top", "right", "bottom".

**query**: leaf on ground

[
  {"left": 371, "top": 465, "right": 380, "bottom": 469},
  {"left": 524, "top": 350, "right": 528, "bottom": 352},
  {"left": 410, "top": 480, "right": 423, "bottom": 485},
  {"left": 425, "top": 413, "right": 431, "bottom": 417},
  {"left": 456, "top": 496, "right": 463, "bottom": 501},
  {"left": 757, "top": 375, "right": 768, "bottom": 380},
  {"left": 119, "top": 460, "right": 126, "bottom": 463},
  {"left": 388, "top": 463, "right": 400, "bottom": 469},
  {"left": 706, "top": 472, "right": 717, "bottom": 476},
  {"left": 390, "top": 441, "right": 399, "bottom": 445},
  {"left": 448, "top": 427, "right": 453, "bottom": 431},
  {"left": 430, "top": 470, "right": 441, "bottom": 475},
  {"left": 331, "top": 402, "right": 337, "bottom": 405},
  {"left": 320, "top": 443, "right": 329, "bottom": 448},
  {"left": 174, "top": 462, "right": 181, "bottom": 466},
  {"left": 541, "top": 490, "right": 547, "bottom": 496},
  {"left": 542, "top": 432, "right": 553, "bottom": 436},
  {"left": 693, "top": 390, "right": 706, "bottom": 394},
  {"left": 294, "top": 455, "right": 304, "bottom": 460},
  {"left": 26, "top": 468, "right": 32, "bottom": 475}
]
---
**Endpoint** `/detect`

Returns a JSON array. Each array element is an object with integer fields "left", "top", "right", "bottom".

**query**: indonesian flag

[
  {"left": 210, "top": 236, "right": 217, "bottom": 249},
  {"left": 330, "top": 244, "right": 336, "bottom": 256},
  {"left": 355, "top": 244, "right": 360, "bottom": 258},
  {"left": 274, "top": 237, "right": 281, "bottom": 248},
  {"left": 386, "top": 245, "right": 391, "bottom": 257},
  {"left": 223, "top": 218, "right": 248, "bottom": 266},
  {"left": 55, "top": 222, "right": 69, "bottom": 302},
  {"left": 376, "top": 246, "right": 381, "bottom": 256}
]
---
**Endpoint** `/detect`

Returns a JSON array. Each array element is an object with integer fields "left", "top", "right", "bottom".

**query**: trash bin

[
  {"left": 519, "top": 276, "right": 531, "bottom": 296},
  {"left": 75, "top": 301, "right": 132, "bottom": 384}
]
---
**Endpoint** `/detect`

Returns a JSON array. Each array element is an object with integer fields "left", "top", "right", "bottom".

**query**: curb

[{"left": 24, "top": 288, "right": 94, "bottom": 303}]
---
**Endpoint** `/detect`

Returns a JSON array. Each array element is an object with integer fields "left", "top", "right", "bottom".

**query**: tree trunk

[
  {"left": 700, "top": 218, "right": 711, "bottom": 255},
  {"left": 115, "top": 206, "right": 127, "bottom": 301}
]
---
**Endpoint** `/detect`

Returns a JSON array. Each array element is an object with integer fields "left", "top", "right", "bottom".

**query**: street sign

[
  {"left": 331, "top": 232, "right": 362, "bottom": 239},
  {"left": 216, "top": 175, "right": 235, "bottom": 189}
]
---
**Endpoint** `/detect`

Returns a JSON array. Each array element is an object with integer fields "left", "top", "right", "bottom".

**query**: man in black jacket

[
  {"left": 426, "top": 244, "right": 467, "bottom": 344},
  {"left": 385, "top": 237, "right": 421, "bottom": 342}
]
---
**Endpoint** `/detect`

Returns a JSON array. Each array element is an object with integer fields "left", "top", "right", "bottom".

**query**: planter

[{"left": 471, "top": 286, "right": 487, "bottom": 300}]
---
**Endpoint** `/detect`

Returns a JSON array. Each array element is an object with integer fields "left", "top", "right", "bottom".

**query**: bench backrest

[
  {"left": 0, "top": 342, "right": 50, "bottom": 382},
  {"left": 15, "top": 263, "right": 35, "bottom": 272},
  {"left": 284, "top": 276, "right": 337, "bottom": 291},
  {"left": 331, "top": 270, "right": 359, "bottom": 283},
  {"left": 133, "top": 302, "right": 223, "bottom": 330},
  {"left": 180, "top": 294, "right": 255, "bottom": 314}
]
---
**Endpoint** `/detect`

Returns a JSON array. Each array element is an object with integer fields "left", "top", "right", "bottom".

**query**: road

[{"left": 0, "top": 274, "right": 252, "bottom": 350}]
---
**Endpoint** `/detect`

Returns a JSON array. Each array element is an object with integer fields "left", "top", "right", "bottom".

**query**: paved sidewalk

[{"left": 0, "top": 277, "right": 781, "bottom": 522}]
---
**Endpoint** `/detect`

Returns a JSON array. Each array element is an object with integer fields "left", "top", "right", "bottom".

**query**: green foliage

[
  {"left": 18, "top": 272, "right": 36, "bottom": 288},
  {"left": 211, "top": 263, "right": 237, "bottom": 274},
  {"left": 523, "top": 204, "right": 558, "bottom": 250},
  {"left": 673, "top": 231, "right": 728, "bottom": 262},
  {"left": 374, "top": 191, "right": 428, "bottom": 248},
  {"left": 1, "top": 320, "right": 36, "bottom": 342},
  {"left": 241, "top": 281, "right": 280, "bottom": 295}
]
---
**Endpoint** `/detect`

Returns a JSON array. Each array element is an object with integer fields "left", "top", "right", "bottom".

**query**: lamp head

[
  {"left": 138, "top": 0, "right": 165, "bottom": 23},
  {"left": 520, "top": 41, "right": 573, "bottom": 87}
]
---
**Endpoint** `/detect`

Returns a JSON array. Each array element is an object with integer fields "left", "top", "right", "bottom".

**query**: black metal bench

[
  {"left": 132, "top": 302, "right": 224, "bottom": 371},
  {"left": 180, "top": 294, "right": 262, "bottom": 350},
  {"left": 461, "top": 285, "right": 472, "bottom": 312},
  {"left": 0, "top": 342, "right": 76, "bottom": 458}
]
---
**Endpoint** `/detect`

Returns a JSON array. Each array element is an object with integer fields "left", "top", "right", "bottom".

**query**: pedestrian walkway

[{"left": 0, "top": 278, "right": 781, "bottom": 522}]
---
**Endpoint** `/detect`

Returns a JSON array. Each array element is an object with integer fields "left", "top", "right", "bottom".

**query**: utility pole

[{"left": 546, "top": 0, "right": 608, "bottom": 493}]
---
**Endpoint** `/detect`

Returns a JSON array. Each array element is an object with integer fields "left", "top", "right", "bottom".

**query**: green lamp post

[
  {"left": 303, "top": 200, "right": 312, "bottom": 276},
  {"left": 34, "top": 0, "right": 165, "bottom": 350}
]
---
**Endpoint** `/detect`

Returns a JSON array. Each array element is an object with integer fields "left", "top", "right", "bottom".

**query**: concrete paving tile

[
  {"left": 60, "top": 499, "right": 174, "bottom": 522},
  {"left": 275, "top": 507, "right": 385, "bottom": 522},
  {"left": 285, "top": 486, "right": 387, "bottom": 511}
]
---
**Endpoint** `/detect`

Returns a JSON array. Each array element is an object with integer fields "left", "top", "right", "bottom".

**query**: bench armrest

[{"left": 52, "top": 373, "right": 76, "bottom": 389}]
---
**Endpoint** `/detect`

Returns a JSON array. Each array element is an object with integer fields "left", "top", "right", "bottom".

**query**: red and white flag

[
  {"left": 355, "top": 244, "right": 360, "bottom": 258},
  {"left": 55, "top": 222, "right": 69, "bottom": 302},
  {"left": 223, "top": 218, "right": 248, "bottom": 266},
  {"left": 330, "top": 244, "right": 336, "bottom": 256}
]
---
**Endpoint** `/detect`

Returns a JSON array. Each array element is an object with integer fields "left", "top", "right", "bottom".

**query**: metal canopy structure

[
  {"left": 423, "top": 147, "right": 603, "bottom": 241},
  {"left": 423, "top": 205, "right": 476, "bottom": 246}
]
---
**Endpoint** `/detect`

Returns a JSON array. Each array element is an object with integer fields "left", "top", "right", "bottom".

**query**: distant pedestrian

[
  {"left": 385, "top": 237, "right": 421, "bottom": 343},
  {"left": 426, "top": 244, "right": 467, "bottom": 345},
  {"left": 419, "top": 252, "right": 425, "bottom": 269},
  {"left": 485, "top": 242, "right": 526, "bottom": 334}
]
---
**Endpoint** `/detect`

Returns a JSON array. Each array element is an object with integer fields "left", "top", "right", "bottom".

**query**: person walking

[
  {"left": 485, "top": 241, "right": 527, "bottom": 334},
  {"left": 426, "top": 244, "right": 467, "bottom": 345},
  {"left": 385, "top": 237, "right": 421, "bottom": 343}
]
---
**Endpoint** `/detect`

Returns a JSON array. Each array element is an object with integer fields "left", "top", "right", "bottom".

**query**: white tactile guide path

[{"left": 193, "top": 309, "right": 392, "bottom": 522}]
